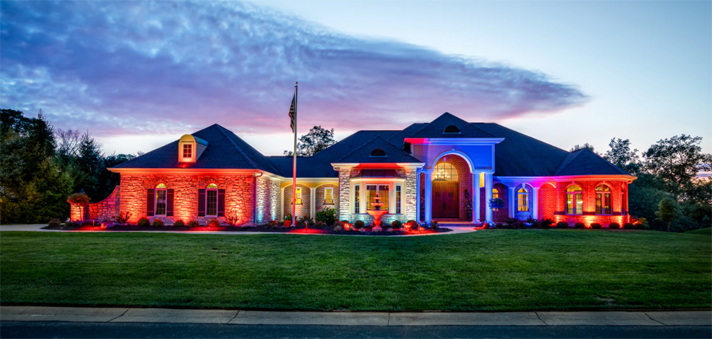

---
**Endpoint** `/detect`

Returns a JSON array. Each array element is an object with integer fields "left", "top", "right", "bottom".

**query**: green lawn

[{"left": 1, "top": 230, "right": 710, "bottom": 311}]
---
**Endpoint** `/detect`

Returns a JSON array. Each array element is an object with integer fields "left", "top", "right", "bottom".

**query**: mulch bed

[{"left": 43, "top": 224, "right": 452, "bottom": 235}]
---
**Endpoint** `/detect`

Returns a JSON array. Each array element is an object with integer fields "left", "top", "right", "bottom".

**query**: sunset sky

[{"left": 1, "top": 0, "right": 710, "bottom": 156}]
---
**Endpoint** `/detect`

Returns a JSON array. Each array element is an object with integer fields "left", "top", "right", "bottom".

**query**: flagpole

[{"left": 292, "top": 82, "right": 298, "bottom": 227}]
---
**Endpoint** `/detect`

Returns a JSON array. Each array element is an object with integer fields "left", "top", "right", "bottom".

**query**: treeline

[
  {"left": 0, "top": 109, "right": 135, "bottom": 223},
  {"left": 602, "top": 136, "right": 711, "bottom": 231}
]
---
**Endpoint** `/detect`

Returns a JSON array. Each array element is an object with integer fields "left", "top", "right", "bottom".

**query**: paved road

[{"left": 2, "top": 322, "right": 711, "bottom": 339}]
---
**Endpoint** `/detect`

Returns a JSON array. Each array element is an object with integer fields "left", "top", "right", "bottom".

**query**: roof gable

[
  {"left": 334, "top": 136, "right": 422, "bottom": 164},
  {"left": 555, "top": 148, "right": 629, "bottom": 176},
  {"left": 410, "top": 112, "right": 494, "bottom": 139}
]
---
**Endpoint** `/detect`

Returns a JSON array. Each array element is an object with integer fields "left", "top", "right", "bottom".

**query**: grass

[{"left": 1, "top": 230, "right": 710, "bottom": 311}]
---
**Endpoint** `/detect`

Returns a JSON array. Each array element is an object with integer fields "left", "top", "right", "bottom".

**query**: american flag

[{"left": 288, "top": 94, "right": 296, "bottom": 132}]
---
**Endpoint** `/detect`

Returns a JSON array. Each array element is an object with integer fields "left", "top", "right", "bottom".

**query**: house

[{"left": 74, "top": 112, "right": 635, "bottom": 227}]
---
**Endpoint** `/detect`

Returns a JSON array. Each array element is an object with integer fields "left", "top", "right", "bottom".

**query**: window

[
  {"left": 596, "top": 185, "right": 612, "bottom": 215},
  {"left": 444, "top": 125, "right": 460, "bottom": 134},
  {"left": 183, "top": 144, "right": 192, "bottom": 159},
  {"left": 366, "top": 185, "right": 389, "bottom": 211},
  {"left": 206, "top": 183, "right": 218, "bottom": 216},
  {"left": 324, "top": 187, "right": 334, "bottom": 205},
  {"left": 396, "top": 185, "right": 402, "bottom": 214},
  {"left": 155, "top": 183, "right": 167, "bottom": 216},
  {"left": 566, "top": 185, "right": 583, "bottom": 215},
  {"left": 493, "top": 188, "right": 499, "bottom": 199},
  {"left": 370, "top": 149, "right": 386, "bottom": 157},
  {"left": 517, "top": 188, "right": 529, "bottom": 212},
  {"left": 295, "top": 187, "right": 302, "bottom": 205},
  {"left": 432, "top": 162, "right": 458, "bottom": 181},
  {"left": 354, "top": 185, "right": 360, "bottom": 213}
]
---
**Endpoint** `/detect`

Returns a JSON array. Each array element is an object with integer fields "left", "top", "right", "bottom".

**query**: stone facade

[
  {"left": 70, "top": 186, "right": 120, "bottom": 222},
  {"left": 282, "top": 184, "right": 311, "bottom": 220},
  {"left": 256, "top": 177, "right": 280, "bottom": 224},
  {"left": 119, "top": 173, "right": 254, "bottom": 225},
  {"left": 404, "top": 168, "right": 418, "bottom": 222},
  {"left": 538, "top": 184, "right": 556, "bottom": 221},
  {"left": 338, "top": 169, "right": 351, "bottom": 222},
  {"left": 315, "top": 184, "right": 339, "bottom": 214}
]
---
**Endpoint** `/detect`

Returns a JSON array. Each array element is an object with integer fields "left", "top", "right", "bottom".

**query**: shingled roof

[
  {"left": 409, "top": 112, "right": 495, "bottom": 139},
  {"left": 334, "top": 136, "right": 423, "bottom": 164},
  {"left": 555, "top": 148, "right": 629, "bottom": 176},
  {"left": 113, "top": 124, "right": 279, "bottom": 172}
]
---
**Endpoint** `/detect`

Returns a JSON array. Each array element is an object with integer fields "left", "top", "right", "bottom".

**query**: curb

[{"left": 1, "top": 306, "right": 710, "bottom": 326}]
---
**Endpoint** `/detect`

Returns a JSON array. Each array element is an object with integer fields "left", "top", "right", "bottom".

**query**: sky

[{"left": 1, "top": 0, "right": 710, "bottom": 157}]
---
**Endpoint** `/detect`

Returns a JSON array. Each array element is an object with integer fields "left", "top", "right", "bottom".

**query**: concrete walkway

[
  {"left": 1, "top": 306, "right": 709, "bottom": 326},
  {"left": 0, "top": 224, "right": 477, "bottom": 236}
]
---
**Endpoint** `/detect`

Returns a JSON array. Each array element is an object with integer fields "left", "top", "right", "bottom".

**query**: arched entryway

[{"left": 431, "top": 155, "right": 473, "bottom": 220}]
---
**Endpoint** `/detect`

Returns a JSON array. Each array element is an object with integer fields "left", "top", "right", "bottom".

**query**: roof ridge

[
  {"left": 214, "top": 124, "right": 261, "bottom": 171},
  {"left": 586, "top": 148, "right": 629, "bottom": 175},
  {"left": 555, "top": 150, "right": 584, "bottom": 175},
  {"left": 334, "top": 136, "right": 384, "bottom": 163}
]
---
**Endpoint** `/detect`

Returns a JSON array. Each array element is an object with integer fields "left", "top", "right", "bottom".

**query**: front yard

[{"left": 1, "top": 230, "right": 709, "bottom": 311}]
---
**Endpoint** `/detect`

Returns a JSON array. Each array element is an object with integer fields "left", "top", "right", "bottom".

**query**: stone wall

[
  {"left": 315, "top": 184, "right": 339, "bottom": 214},
  {"left": 338, "top": 169, "right": 351, "bottom": 222},
  {"left": 538, "top": 184, "right": 556, "bottom": 221},
  {"left": 404, "top": 168, "right": 418, "bottom": 222},
  {"left": 119, "top": 173, "right": 254, "bottom": 225},
  {"left": 70, "top": 186, "right": 120, "bottom": 222},
  {"left": 256, "top": 177, "right": 280, "bottom": 224},
  {"left": 282, "top": 184, "right": 311, "bottom": 220}
]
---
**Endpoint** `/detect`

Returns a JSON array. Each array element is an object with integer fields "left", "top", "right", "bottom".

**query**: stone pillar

[
  {"left": 415, "top": 170, "right": 421, "bottom": 222},
  {"left": 405, "top": 168, "right": 418, "bottom": 222},
  {"left": 338, "top": 169, "right": 351, "bottom": 222},
  {"left": 473, "top": 171, "right": 480, "bottom": 223},
  {"left": 424, "top": 169, "right": 433, "bottom": 223},
  {"left": 532, "top": 186, "right": 539, "bottom": 220},
  {"left": 485, "top": 173, "right": 493, "bottom": 222},
  {"left": 508, "top": 186, "right": 516, "bottom": 218},
  {"left": 310, "top": 188, "right": 316, "bottom": 219}
]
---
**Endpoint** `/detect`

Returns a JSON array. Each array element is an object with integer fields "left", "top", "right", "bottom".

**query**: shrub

[
  {"left": 431, "top": 220, "right": 440, "bottom": 230},
  {"left": 48, "top": 219, "right": 61, "bottom": 228},
  {"left": 556, "top": 222, "right": 569, "bottom": 229},
  {"left": 113, "top": 211, "right": 131, "bottom": 224},
  {"left": 591, "top": 223, "right": 602, "bottom": 229},
  {"left": 315, "top": 221, "right": 325, "bottom": 229},
  {"left": 173, "top": 220, "right": 185, "bottom": 227},
  {"left": 495, "top": 223, "right": 504, "bottom": 228},
  {"left": 623, "top": 223, "right": 634, "bottom": 229},
  {"left": 284, "top": 219, "right": 291, "bottom": 227},
  {"left": 67, "top": 193, "right": 90, "bottom": 205},
  {"left": 315, "top": 207, "right": 338, "bottom": 226},
  {"left": 187, "top": 220, "right": 200, "bottom": 227},
  {"left": 609, "top": 223, "right": 620, "bottom": 229},
  {"left": 411, "top": 223, "right": 419, "bottom": 231},
  {"left": 391, "top": 220, "right": 402, "bottom": 229},
  {"left": 285, "top": 214, "right": 292, "bottom": 221},
  {"left": 225, "top": 212, "right": 240, "bottom": 226},
  {"left": 137, "top": 217, "right": 150, "bottom": 227},
  {"left": 65, "top": 221, "right": 79, "bottom": 228},
  {"left": 634, "top": 223, "right": 648, "bottom": 230},
  {"left": 354, "top": 220, "right": 365, "bottom": 229},
  {"left": 334, "top": 225, "right": 343, "bottom": 232},
  {"left": 574, "top": 222, "right": 585, "bottom": 229},
  {"left": 540, "top": 219, "right": 554, "bottom": 229},
  {"left": 208, "top": 219, "right": 220, "bottom": 227},
  {"left": 81, "top": 220, "right": 95, "bottom": 227},
  {"left": 152, "top": 219, "right": 164, "bottom": 227}
]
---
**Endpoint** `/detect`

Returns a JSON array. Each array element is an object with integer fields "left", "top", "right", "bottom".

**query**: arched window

[
  {"left": 517, "top": 187, "right": 529, "bottom": 212},
  {"left": 155, "top": 184, "right": 167, "bottom": 216},
  {"left": 370, "top": 149, "right": 386, "bottom": 157},
  {"left": 444, "top": 125, "right": 460, "bottom": 134},
  {"left": 206, "top": 183, "right": 218, "bottom": 216},
  {"left": 492, "top": 188, "right": 499, "bottom": 199},
  {"left": 595, "top": 185, "right": 612, "bottom": 215},
  {"left": 566, "top": 184, "right": 583, "bottom": 215},
  {"left": 432, "top": 162, "right": 458, "bottom": 181}
]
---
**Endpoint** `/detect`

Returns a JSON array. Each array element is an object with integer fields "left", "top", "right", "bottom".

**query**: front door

[{"left": 433, "top": 182, "right": 458, "bottom": 219}]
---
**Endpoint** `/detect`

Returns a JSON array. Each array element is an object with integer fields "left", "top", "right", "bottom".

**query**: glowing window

[
  {"left": 366, "top": 185, "right": 389, "bottom": 211},
  {"left": 207, "top": 183, "right": 218, "bottom": 189},
  {"left": 155, "top": 184, "right": 167, "bottom": 216},
  {"left": 566, "top": 185, "right": 583, "bottom": 215},
  {"left": 324, "top": 187, "right": 334, "bottom": 205},
  {"left": 295, "top": 187, "right": 302, "bottom": 205},
  {"left": 595, "top": 185, "right": 612, "bottom": 215},
  {"left": 432, "top": 162, "right": 458, "bottom": 182},
  {"left": 370, "top": 149, "right": 386, "bottom": 157},
  {"left": 493, "top": 188, "right": 499, "bottom": 199},
  {"left": 206, "top": 184, "right": 218, "bottom": 216},
  {"left": 183, "top": 144, "right": 192, "bottom": 159},
  {"left": 517, "top": 188, "right": 529, "bottom": 212}
]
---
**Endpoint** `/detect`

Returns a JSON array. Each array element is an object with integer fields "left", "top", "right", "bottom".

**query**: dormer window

[
  {"left": 444, "top": 125, "right": 461, "bottom": 134},
  {"left": 370, "top": 149, "right": 387, "bottom": 157},
  {"left": 183, "top": 144, "right": 192, "bottom": 159}
]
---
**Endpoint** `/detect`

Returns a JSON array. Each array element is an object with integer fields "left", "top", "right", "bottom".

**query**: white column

[
  {"left": 473, "top": 171, "right": 481, "bottom": 223},
  {"left": 424, "top": 169, "right": 433, "bottom": 222},
  {"left": 415, "top": 170, "right": 421, "bottom": 221},
  {"left": 280, "top": 186, "right": 285, "bottom": 220},
  {"left": 310, "top": 187, "right": 316, "bottom": 219},
  {"left": 532, "top": 186, "right": 539, "bottom": 220},
  {"left": 485, "top": 173, "right": 493, "bottom": 222},
  {"left": 508, "top": 186, "right": 515, "bottom": 218}
]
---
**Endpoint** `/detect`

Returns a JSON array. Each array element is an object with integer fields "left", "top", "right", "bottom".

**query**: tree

[
  {"left": 604, "top": 138, "right": 640, "bottom": 174},
  {"left": 656, "top": 198, "right": 679, "bottom": 231},
  {"left": 283, "top": 126, "right": 336, "bottom": 156},
  {"left": 570, "top": 143, "right": 595, "bottom": 152},
  {"left": 72, "top": 132, "right": 104, "bottom": 201},
  {"left": 643, "top": 135, "right": 712, "bottom": 203}
]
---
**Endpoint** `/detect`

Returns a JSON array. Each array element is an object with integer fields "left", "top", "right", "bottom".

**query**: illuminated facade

[{"left": 73, "top": 113, "right": 635, "bottom": 227}]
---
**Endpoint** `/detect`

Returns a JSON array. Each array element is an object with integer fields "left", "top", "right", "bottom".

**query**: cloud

[{"left": 1, "top": 0, "right": 587, "bottom": 137}]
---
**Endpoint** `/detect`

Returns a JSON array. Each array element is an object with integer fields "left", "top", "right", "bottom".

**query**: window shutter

[
  {"left": 166, "top": 189, "right": 174, "bottom": 217},
  {"left": 198, "top": 189, "right": 206, "bottom": 217},
  {"left": 146, "top": 189, "right": 155, "bottom": 216},
  {"left": 218, "top": 189, "right": 225, "bottom": 217}
]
